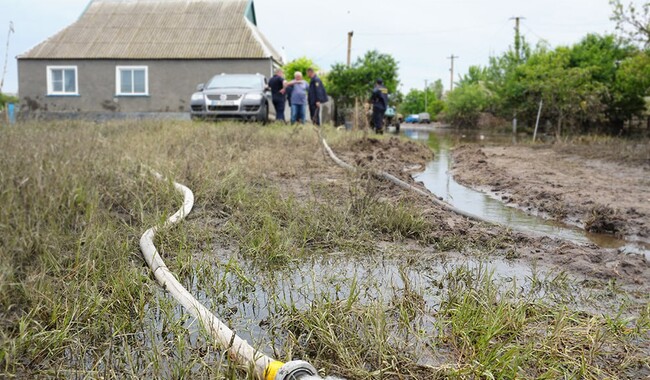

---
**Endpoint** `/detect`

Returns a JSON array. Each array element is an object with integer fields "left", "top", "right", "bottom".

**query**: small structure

[{"left": 17, "top": 0, "right": 282, "bottom": 118}]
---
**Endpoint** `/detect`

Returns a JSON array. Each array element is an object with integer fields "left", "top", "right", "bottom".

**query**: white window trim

[
  {"left": 46, "top": 65, "right": 79, "bottom": 96},
  {"left": 115, "top": 66, "right": 149, "bottom": 96}
]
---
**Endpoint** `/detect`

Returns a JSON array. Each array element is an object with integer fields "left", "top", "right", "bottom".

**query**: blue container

[{"left": 8, "top": 103, "right": 16, "bottom": 124}]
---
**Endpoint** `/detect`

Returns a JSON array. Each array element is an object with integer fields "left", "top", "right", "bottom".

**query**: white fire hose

[{"left": 139, "top": 170, "right": 343, "bottom": 380}]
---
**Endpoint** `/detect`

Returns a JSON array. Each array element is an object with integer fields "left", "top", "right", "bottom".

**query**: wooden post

[
  {"left": 533, "top": 99, "right": 543, "bottom": 142},
  {"left": 347, "top": 31, "right": 353, "bottom": 67},
  {"left": 347, "top": 31, "right": 357, "bottom": 129},
  {"left": 354, "top": 98, "right": 359, "bottom": 130}
]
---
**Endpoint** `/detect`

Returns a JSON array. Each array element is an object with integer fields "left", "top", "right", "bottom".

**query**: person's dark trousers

[
  {"left": 273, "top": 98, "right": 286, "bottom": 122},
  {"left": 309, "top": 103, "right": 320, "bottom": 126},
  {"left": 372, "top": 108, "right": 384, "bottom": 133}
]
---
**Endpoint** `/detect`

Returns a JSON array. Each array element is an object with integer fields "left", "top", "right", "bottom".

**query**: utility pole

[
  {"left": 347, "top": 31, "right": 358, "bottom": 129},
  {"left": 509, "top": 16, "right": 524, "bottom": 138},
  {"left": 1, "top": 21, "right": 15, "bottom": 95},
  {"left": 424, "top": 79, "right": 428, "bottom": 112},
  {"left": 346, "top": 31, "right": 354, "bottom": 67},
  {"left": 509, "top": 16, "right": 525, "bottom": 62},
  {"left": 447, "top": 54, "right": 458, "bottom": 92}
]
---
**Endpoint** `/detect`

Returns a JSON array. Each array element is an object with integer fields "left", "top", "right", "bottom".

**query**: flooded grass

[{"left": 1, "top": 120, "right": 648, "bottom": 378}]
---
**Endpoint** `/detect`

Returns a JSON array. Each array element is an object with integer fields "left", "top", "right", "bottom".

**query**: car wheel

[{"left": 260, "top": 102, "right": 269, "bottom": 125}]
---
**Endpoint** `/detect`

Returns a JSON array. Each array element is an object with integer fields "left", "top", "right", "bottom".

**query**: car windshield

[{"left": 206, "top": 75, "right": 263, "bottom": 90}]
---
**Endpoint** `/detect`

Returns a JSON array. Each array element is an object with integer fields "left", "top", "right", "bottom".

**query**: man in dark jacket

[
  {"left": 307, "top": 68, "right": 328, "bottom": 126},
  {"left": 268, "top": 69, "right": 287, "bottom": 122},
  {"left": 370, "top": 78, "right": 389, "bottom": 134}
]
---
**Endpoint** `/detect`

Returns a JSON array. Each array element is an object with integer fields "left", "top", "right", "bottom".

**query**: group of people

[
  {"left": 268, "top": 68, "right": 328, "bottom": 125},
  {"left": 268, "top": 68, "right": 390, "bottom": 134}
]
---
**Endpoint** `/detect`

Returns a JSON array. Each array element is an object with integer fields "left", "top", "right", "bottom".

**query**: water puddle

[
  {"left": 178, "top": 250, "right": 549, "bottom": 351},
  {"left": 404, "top": 126, "right": 650, "bottom": 257}
]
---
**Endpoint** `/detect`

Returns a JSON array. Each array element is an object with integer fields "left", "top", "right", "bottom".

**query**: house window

[
  {"left": 116, "top": 66, "right": 148, "bottom": 96},
  {"left": 47, "top": 66, "right": 78, "bottom": 95}
]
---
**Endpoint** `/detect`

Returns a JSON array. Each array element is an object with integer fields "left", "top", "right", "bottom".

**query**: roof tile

[{"left": 20, "top": 0, "right": 282, "bottom": 62}]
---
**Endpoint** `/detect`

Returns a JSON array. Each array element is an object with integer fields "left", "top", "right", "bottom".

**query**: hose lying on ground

[
  {"left": 316, "top": 128, "right": 493, "bottom": 225},
  {"left": 139, "top": 169, "right": 342, "bottom": 380}
]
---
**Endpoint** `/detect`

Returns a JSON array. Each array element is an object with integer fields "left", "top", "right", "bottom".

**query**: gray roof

[{"left": 20, "top": 0, "right": 282, "bottom": 63}]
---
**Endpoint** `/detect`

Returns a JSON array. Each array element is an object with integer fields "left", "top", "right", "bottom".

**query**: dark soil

[
  {"left": 324, "top": 136, "right": 650, "bottom": 292},
  {"left": 451, "top": 144, "right": 650, "bottom": 240}
]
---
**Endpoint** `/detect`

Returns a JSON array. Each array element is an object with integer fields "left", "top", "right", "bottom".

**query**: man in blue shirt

[{"left": 285, "top": 72, "right": 309, "bottom": 124}]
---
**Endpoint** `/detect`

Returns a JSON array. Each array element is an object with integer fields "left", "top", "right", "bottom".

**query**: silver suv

[{"left": 190, "top": 73, "right": 272, "bottom": 123}]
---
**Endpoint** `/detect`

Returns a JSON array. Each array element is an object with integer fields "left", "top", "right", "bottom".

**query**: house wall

[{"left": 18, "top": 59, "right": 273, "bottom": 115}]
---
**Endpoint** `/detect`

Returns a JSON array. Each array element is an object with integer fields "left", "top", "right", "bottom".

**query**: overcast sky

[{"left": 0, "top": 0, "right": 643, "bottom": 95}]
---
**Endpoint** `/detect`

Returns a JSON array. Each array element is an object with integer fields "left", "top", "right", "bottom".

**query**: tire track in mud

[{"left": 318, "top": 132, "right": 650, "bottom": 292}]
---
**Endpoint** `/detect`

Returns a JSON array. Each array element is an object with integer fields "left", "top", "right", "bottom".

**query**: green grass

[
  {"left": 276, "top": 264, "right": 649, "bottom": 379},
  {"left": 0, "top": 120, "right": 648, "bottom": 379}
]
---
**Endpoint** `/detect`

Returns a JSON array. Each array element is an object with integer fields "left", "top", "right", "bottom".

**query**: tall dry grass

[{"left": 0, "top": 120, "right": 647, "bottom": 378}]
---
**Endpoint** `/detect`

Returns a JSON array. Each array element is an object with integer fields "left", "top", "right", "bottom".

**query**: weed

[{"left": 1, "top": 120, "right": 647, "bottom": 378}]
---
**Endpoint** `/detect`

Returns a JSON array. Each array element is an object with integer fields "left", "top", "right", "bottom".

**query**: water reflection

[{"left": 405, "top": 125, "right": 650, "bottom": 256}]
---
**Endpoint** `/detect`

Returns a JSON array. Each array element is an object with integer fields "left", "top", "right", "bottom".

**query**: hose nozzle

[{"left": 269, "top": 360, "right": 344, "bottom": 380}]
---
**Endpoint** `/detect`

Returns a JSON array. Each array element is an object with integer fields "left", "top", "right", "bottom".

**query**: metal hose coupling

[{"left": 265, "top": 360, "right": 345, "bottom": 380}]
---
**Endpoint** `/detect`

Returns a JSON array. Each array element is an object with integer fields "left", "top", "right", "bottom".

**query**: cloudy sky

[{"left": 0, "top": 0, "right": 642, "bottom": 95}]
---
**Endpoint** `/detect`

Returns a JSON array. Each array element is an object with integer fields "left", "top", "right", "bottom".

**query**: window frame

[
  {"left": 46, "top": 65, "right": 79, "bottom": 96},
  {"left": 115, "top": 66, "right": 149, "bottom": 96}
]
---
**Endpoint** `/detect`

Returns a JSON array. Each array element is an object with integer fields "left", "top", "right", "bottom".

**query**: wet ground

[
  {"left": 405, "top": 127, "right": 650, "bottom": 259},
  {"left": 324, "top": 128, "right": 650, "bottom": 292},
  {"left": 172, "top": 240, "right": 636, "bottom": 365},
  {"left": 150, "top": 124, "right": 650, "bottom": 377},
  {"left": 5, "top": 121, "right": 648, "bottom": 379}
]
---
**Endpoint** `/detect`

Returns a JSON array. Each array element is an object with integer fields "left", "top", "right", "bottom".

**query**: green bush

[{"left": 444, "top": 83, "right": 492, "bottom": 127}]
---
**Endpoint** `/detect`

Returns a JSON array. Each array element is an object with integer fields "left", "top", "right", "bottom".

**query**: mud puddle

[
  {"left": 404, "top": 128, "right": 650, "bottom": 258},
  {"left": 168, "top": 249, "right": 550, "bottom": 356},
  {"left": 156, "top": 243, "right": 644, "bottom": 373}
]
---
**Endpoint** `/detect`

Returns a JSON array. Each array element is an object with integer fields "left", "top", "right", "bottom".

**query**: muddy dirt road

[
  {"left": 452, "top": 144, "right": 650, "bottom": 240},
  {"left": 329, "top": 136, "right": 650, "bottom": 292}
]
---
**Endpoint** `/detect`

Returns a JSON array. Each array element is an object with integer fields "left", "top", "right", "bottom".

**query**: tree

[
  {"left": 283, "top": 57, "right": 319, "bottom": 82},
  {"left": 0, "top": 92, "right": 18, "bottom": 111},
  {"left": 518, "top": 47, "right": 608, "bottom": 135},
  {"left": 444, "top": 83, "right": 492, "bottom": 127},
  {"left": 430, "top": 79, "right": 444, "bottom": 100},
  {"left": 399, "top": 80, "right": 445, "bottom": 118},
  {"left": 327, "top": 50, "right": 400, "bottom": 109},
  {"left": 569, "top": 33, "right": 645, "bottom": 133},
  {"left": 610, "top": 0, "right": 650, "bottom": 48},
  {"left": 611, "top": 51, "right": 650, "bottom": 129},
  {"left": 400, "top": 89, "right": 424, "bottom": 115},
  {"left": 482, "top": 35, "right": 533, "bottom": 118},
  {"left": 458, "top": 65, "right": 488, "bottom": 86}
]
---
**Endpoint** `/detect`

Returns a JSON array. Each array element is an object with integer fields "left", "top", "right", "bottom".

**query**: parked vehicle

[
  {"left": 418, "top": 112, "right": 431, "bottom": 124},
  {"left": 190, "top": 73, "right": 272, "bottom": 123},
  {"left": 404, "top": 114, "right": 420, "bottom": 123}
]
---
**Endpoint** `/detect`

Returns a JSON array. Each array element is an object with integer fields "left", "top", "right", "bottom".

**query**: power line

[
  {"left": 521, "top": 23, "right": 548, "bottom": 44},
  {"left": 356, "top": 22, "right": 504, "bottom": 37},
  {"left": 312, "top": 39, "right": 347, "bottom": 63}
]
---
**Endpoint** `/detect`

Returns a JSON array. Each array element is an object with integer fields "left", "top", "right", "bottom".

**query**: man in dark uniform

[
  {"left": 268, "top": 69, "right": 287, "bottom": 122},
  {"left": 307, "top": 68, "right": 328, "bottom": 126},
  {"left": 370, "top": 78, "right": 389, "bottom": 134}
]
